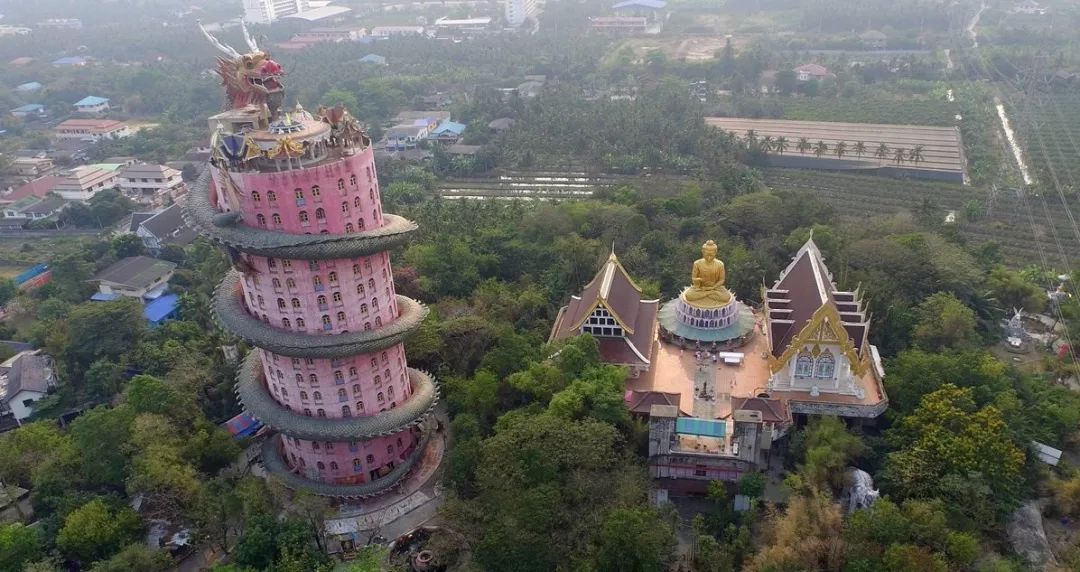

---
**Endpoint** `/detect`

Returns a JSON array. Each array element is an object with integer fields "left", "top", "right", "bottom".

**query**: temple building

[
  {"left": 551, "top": 238, "right": 886, "bottom": 489},
  {"left": 185, "top": 23, "right": 439, "bottom": 498},
  {"left": 549, "top": 252, "right": 658, "bottom": 378}
]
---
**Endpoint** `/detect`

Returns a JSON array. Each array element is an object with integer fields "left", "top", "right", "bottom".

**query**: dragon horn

[
  {"left": 197, "top": 19, "right": 241, "bottom": 58},
  {"left": 241, "top": 20, "right": 259, "bottom": 52}
]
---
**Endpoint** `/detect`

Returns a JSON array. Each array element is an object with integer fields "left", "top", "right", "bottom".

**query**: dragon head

[{"left": 200, "top": 21, "right": 286, "bottom": 116}]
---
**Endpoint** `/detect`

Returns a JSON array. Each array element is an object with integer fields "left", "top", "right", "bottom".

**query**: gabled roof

[
  {"left": 74, "top": 96, "right": 109, "bottom": 106},
  {"left": 431, "top": 121, "right": 466, "bottom": 135},
  {"left": 15, "top": 82, "right": 42, "bottom": 91},
  {"left": 6, "top": 176, "right": 63, "bottom": 202},
  {"left": 626, "top": 390, "right": 687, "bottom": 415},
  {"left": 92, "top": 256, "right": 176, "bottom": 289},
  {"left": 730, "top": 396, "right": 788, "bottom": 424},
  {"left": 119, "top": 163, "right": 179, "bottom": 179},
  {"left": 764, "top": 238, "right": 869, "bottom": 358},
  {"left": 794, "top": 63, "right": 831, "bottom": 76},
  {"left": 140, "top": 204, "right": 196, "bottom": 245},
  {"left": 0, "top": 351, "right": 52, "bottom": 403},
  {"left": 18, "top": 197, "right": 66, "bottom": 216},
  {"left": 550, "top": 251, "right": 659, "bottom": 367},
  {"left": 11, "top": 104, "right": 44, "bottom": 113},
  {"left": 488, "top": 117, "right": 515, "bottom": 130},
  {"left": 129, "top": 212, "right": 156, "bottom": 232}
]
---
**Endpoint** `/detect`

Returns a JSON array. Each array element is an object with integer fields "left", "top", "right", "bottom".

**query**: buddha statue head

[{"left": 701, "top": 240, "right": 718, "bottom": 261}]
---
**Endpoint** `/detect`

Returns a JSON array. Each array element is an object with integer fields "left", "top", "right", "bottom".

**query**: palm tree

[
  {"left": 761, "top": 135, "right": 774, "bottom": 153},
  {"left": 813, "top": 140, "right": 829, "bottom": 157},
  {"left": 893, "top": 147, "right": 907, "bottom": 165},
  {"left": 775, "top": 136, "right": 789, "bottom": 155},
  {"left": 797, "top": 137, "right": 811, "bottom": 154},
  {"left": 874, "top": 143, "right": 889, "bottom": 164},
  {"left": 834, "top": 141, "right": 848, "bottom": 160},
  {"left": 909, "top": 144, "right": 925, "bottom": 165},
  {"left": 744, "top": 129, "right": 757, "bottom": 147},
  {"left": 854, "top": 141, "right": 867, "bottom": 159}
]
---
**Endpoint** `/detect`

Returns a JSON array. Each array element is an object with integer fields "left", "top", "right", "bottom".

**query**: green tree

[
  {"left": 738, "top": 472, "right": 766, "bottom": 499},
  {"left": 56, "top": 499, "right": 143, "bottom": 564},
  {"left": 591, "top": 507, "right": 675, "bottom": 572},
  {"left": 911, "top": 292, "right": 979, "bottom": 351},
  {"left": 67, "top": 405, "right": 136, "bottom": 489},
  {"left": 61, "top": 299, "right": 145, "bottom": 382},
  {"left": 0, "top": 523, "right": 42, "bottom": 572},
  {"left": 814, "top": 140, "right": 829, "bottom": 157},
  {"left": 884, "top": 384, "right": 1025, "bottom": 503},
  {"left": 796, "top": 416, "right": 866, "bottom": 491},
  {"left": 87, "top": 544, "right": 173, "bottom": 572},
  {"left": 0, "top": 278, "right": 16, "bottom": 306}
]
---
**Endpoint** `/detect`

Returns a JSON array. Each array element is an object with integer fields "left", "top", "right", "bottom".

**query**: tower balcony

[
  {"left": 184, "top": 170, "right": 416, "bottom": 261},
  {"left": 213, "top": 271, "right": 427, "bottom": 358},
  {"left": 236, "top": 350, "right": 439, "bottom": 441}
]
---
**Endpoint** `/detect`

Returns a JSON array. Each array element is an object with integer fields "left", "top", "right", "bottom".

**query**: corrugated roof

[
  {"left": 92, "top": 256, "right": 176, "bottom": 289},
  {"left": 613, "top": 0, "right": 668, "bottom": 8},
  {"left": 143, "top": 293, "right": 179, "bottom": 323}
]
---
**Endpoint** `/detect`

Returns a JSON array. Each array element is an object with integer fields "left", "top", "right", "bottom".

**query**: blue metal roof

[
  {"left": 432, "top": 121, "right": 466, "bottom": 135},
  {"left": 223, "top": 412, "right": 263, "bottom": 439},
  {"left": 675, "top": 417, "right": 726, "bottom": 438},
  {"left": 143, "top": 293, "right": 179, "bottom": 324},
  {"left": 16, "top": 82, "right": 42, "bottom": 91},
  {"left": 613, "top": 0, "right": 667, "bottom": 9},
  {"left": 90, "top": 292, "right": 121, "bottom": 301},
  {"left": 75, "top": 95, "right": 108, "bottom": 105}
]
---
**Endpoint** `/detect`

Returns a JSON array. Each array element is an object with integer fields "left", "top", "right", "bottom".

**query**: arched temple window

[
  {"left": 815, "top": 351, "right": 836, "bottom": 379},
  {"left": 794, "top": 351, "right": 814, "bottom": 378}
]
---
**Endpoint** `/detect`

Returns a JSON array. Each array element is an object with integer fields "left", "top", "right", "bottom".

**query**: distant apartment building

[
  {"left": 505, "top": 0, "right": 537, "bottom": 27},
  {"left": 118, "top": 163, "right": 185, "bottom": 206},
  {"left": 54, "top": 119, "right": 130, "bottom": 142},
  {"left": 53, "top": 166, "right": 119, "bottom": 201},
  {"left": 243, "top": 0, "right": 311, "bottom": 24}
]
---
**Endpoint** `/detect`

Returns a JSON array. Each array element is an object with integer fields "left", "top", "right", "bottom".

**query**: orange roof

[
  {"left": 6, "top": 176, "right": 63, "bottom": 202},
  {"left": 55, "top": 119, "right": 126, "bottom": 133}
]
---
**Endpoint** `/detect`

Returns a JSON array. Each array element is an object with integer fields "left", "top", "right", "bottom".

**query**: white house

[
  {"left": 0, "top": 350, "right": 57, "bottom": 424},
  {"left": 90, "top": 256, "right": 177, "bottom": 300},
  {"left": 54, "top": 119, "right": 130, "bottom": 142},
  {"left": 119, "top": 163, "right": 185, "bottom": 206},
  {"left": 53, "top": 166, "right": 119, "bottom": 201}
]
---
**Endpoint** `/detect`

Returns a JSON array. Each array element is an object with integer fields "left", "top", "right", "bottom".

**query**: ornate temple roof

[
  {"left": 550, "top": 251, "right": 658, "bottom": 367},
  {"left": 763, "top": 237, "right": 869, "bottom": 358}
]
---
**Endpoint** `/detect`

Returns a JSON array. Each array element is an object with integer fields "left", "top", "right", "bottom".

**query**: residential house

[
  {"left": 7, "top": 197, "right": 66, "bottom": 222},
  {"left": 90, "top": 256, "right": 177, "bottom": 300},
  {"left": 9, "top": 157, "right": 55, "bottom": 178},
  {"left": 51, "top": 56, "right": 88, "bottom": 67},
  {"left": 53, "top": 166, "right": 119, "bottom": 201},
  {"left": 384, "top": 124, "right": 430, "bottom": 150},
  {"left": 54, "top": 119, "right": 130, "bottom": 142},
  {"left": 0, "top": 350, "right": 57, "bottom": 425},
  {"left": 393, "top": 110, "right": 451, "bottom": 129},
  {"left": 104, "top": 156, "right": 138, "bottom": 168},
  {"left": 433, "top": 17, "right": 493, "bottom": 37},
  {"left": 15, "top": 82, "right": 42, "bottom": 93},
  {"left": 135, "top": 203, "right": 198, "bottom": 253},
  {"left": 370, "top": 26, "right": 424, "bottom": 37},
  {"left": 429, "top": 121, "right": 466, "bottom": 143},
  {"left": 118, "top": 163, "right": 185, "bottom": 206},
  {"left": 794, "top": 64, "right": 833, "bottom": 82},
  {"left": 488, "top": 117, "right": 516, "bottom": 132},
  {"left": 9, "top": 104, "right": 46, "bottom": 120},
  {"left": 73, "top": 96, "right": 110, "bottom": 115},
  {"left": 278, "top": 28, "right": 365, "bottom": 51},
  {"left": 588, "top": 16, "right": 649, "bottom": 34},
  {"left": 358, "top": 54, "right": 387, "bottom": 66}
]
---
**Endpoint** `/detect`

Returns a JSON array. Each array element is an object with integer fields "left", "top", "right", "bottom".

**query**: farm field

[
  {"left": 1009, "top": 92, "right": 1080, "bottom": 201},
  {"left": 708, "top": 117, "right": 965, "bottom": 181},
  {"left": 781, "top": 97, "right": 956, "bottom": 127},
  {"left": 762, "top": 169, "right": 1079, "bottom": 269}
]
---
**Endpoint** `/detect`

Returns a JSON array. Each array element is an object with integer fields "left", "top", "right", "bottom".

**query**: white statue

[{"left": 843, "top": 467, "right": 880, "bottom": 513}]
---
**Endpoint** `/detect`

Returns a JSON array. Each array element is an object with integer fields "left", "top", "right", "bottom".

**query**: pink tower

[{"left": 186, "top": 24, "right": 438, "bottom": 497}]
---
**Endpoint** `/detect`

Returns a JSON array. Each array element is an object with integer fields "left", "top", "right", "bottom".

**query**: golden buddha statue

[{"left": 683, "top": 240, "right": 732, "bottom": 308}]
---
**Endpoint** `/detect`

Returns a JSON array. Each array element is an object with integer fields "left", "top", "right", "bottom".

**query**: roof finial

[{"left": 609, "top": 241, "right": 617, "bottom": 260}]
